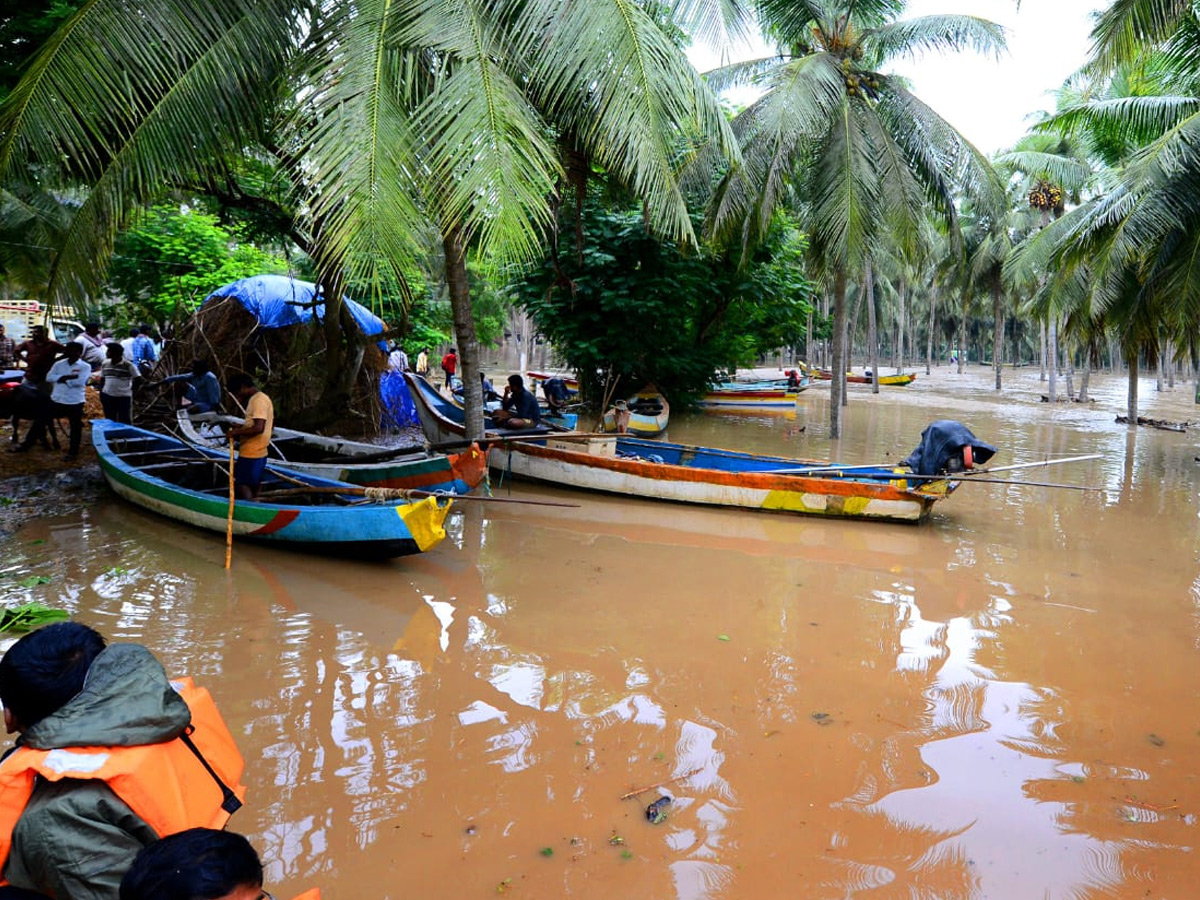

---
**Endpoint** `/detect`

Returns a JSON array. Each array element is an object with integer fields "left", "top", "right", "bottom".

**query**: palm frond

[
  {"left": 805, "top": 97, "right": 878, "bottom": 273},
  {"left": 521, "top": 0, "right": 737, "bottom": 247},
  {"left": 666, "top": 0, "right": 756, "bottom": 48},
  {"left": 0, "top": 0, "right": 296, "bottom": 305},
  {"left": 862, "top": 15, "right": 1006, "bottom": 65},
  {"left": 1037, "top": 95, "right": 1200, "bottom": 147},
  {"left": 1086, "top": 0, "right": 1193, "bottom": 75},
  {"left": 992, "top": 150, "right": 1095, "bottom": 193}
]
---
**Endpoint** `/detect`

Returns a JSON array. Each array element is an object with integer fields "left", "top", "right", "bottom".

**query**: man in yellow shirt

[{"left": 223, "top": 373, "right": 274, "bottom": 499}]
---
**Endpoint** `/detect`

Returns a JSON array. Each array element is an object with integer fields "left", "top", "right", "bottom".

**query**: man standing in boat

[
  {"left": 223, "top": 373, "right": 274, "bottom": 500},
  {"left": 492, "top": 374, "right": 540, "bottom": 429}
]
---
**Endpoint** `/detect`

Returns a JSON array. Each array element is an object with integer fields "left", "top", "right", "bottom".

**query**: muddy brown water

[{"left": 3, "top": 367, "right": 1200, "bottom": 899}]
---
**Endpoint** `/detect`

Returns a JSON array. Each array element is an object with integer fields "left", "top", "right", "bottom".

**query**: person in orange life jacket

[
  {"left": 120, "top": 829, "right": 319, "bottom": 900},
  {"left": 0, "top": 623, "right": 246, "bottom": 900}
]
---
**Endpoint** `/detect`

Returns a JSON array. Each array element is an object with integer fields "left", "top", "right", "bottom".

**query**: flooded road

[{"left": 4, "top": 366, "right": 1200, "bottom": 899}]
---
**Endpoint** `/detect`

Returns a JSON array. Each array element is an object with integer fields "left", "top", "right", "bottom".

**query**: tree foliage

[
  {"left": 106, "top": 204, "right": 287, "bottom": 326},
  {"left": 513, "top": 204, "right": 811, "bottom": 404}
]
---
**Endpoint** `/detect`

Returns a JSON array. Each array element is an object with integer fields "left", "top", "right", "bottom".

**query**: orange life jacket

[{"left": 0, "top": 677, "right": 246, "bottom": 877}]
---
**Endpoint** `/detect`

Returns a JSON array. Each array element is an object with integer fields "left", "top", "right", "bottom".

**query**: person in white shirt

[
  {"left": 99, "top": 342, "right": 139, "bottom": 423},
  {"left": 387, "top": 343, "right": 409, "bottom": 373},
  {"left": 73, "top": 322, "right": 107, "bottom": 372},
  {"left": 13, "top": 342, "right": 91, "bottom": 458}
]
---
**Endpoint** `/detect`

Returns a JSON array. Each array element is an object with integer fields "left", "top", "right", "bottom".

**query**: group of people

[
  {"left": 385, "top": 343, "right": 430, "bottom": 379},
  {"left": 0, "top": 621, "right": 313, "bottom": 900}
]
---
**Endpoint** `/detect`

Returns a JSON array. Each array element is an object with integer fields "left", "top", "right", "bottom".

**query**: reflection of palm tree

[{"left": 704, "top": 1, "right": 1005, "bottom": 436}]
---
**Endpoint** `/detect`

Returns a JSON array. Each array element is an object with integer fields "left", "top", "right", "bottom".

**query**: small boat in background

[
  {"left": 526, "top": 371, "right": 579, "bottom": 394},
  {"left": 698, "top": 369, "right": 809, "bottom": 409},
  {"left": 810, "top": 369, "right": 917, "bottom": 386},
  {"left": 600, "top": 385, "right": 670, "bottom": 437},
  {"left": 93, "top": 421, "right": 452, "bottom": 558},
  {"left": 175, "top": 411, "right": 487, "bottom": 495}
]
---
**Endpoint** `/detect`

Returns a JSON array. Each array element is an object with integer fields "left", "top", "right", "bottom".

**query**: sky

[{"left": 686, "top": 0, "right": 1105, "bottom": 156}]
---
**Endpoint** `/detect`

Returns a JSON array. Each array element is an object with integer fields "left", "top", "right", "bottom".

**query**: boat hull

[
  {"left": 178, "top": 411, "right": 486, "bottom": 495},
  {"left": 599, "top": 385, "right": 670, "bottom": 437},
  {"left": 488, "top": 438, "right": 952, "bottom": 523},
  {"left": 94, "top": 421, "right": 451, "bottom": 558}
]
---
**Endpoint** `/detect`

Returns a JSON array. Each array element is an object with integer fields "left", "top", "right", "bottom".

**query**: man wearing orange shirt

[{"left": 223, "top": 373, "right": 274, "bottom": 500}]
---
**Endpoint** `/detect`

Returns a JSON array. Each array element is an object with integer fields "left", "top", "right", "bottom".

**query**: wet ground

[{"left": 3, "top": 364, "right": 1200, "bottom": 900}]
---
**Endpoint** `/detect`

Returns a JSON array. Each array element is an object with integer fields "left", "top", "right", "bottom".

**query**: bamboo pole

[
  {"left": 224, "top": 436, "right": 235, "bottom": 569},
  {"left": 971, "top": 454, "right": 1101, "bottom": 475}
]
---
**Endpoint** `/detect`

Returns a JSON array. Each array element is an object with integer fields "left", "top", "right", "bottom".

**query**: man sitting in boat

[
  {"left": 222, "top": 373, "right": 274, "bottom": 499},
  {"left": 492, "top": 374, "right": 541, "bottom": 429}
]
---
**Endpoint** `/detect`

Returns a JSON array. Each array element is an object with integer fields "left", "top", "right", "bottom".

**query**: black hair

[
  {"left": 507, "top": 374, "right": 524, "bottom": 389},
  {"left": 128, "top": 327, "right": 140, "bottom": 338},
  {"left": 106, "top": 342, "right": 125, "bottom": 359},
  {"left": 120, "top": 829, "right": 263, "bottom": 900},
  {"left": 227, "top": 373, "right": 255, "bottom": 393},
  {"left": 139, "top": 325, "right": 153, "bottom": 335},
  {"left": 190, "top": 359, "right": 210, "bottom": 375},
  {"left": 0, "top": 623, "right": 106, "bottom": 728}
]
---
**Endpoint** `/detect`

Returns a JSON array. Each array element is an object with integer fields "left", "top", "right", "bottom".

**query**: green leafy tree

[
  {"left": 513, "top": 204, "right": 811, "bottom": 404},
  {"left": 106, "top": 204, "right": 287, "bottom": 326}
]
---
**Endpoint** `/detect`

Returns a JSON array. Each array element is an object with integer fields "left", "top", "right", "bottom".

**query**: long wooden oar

[
  {"left": 966, "top": 454, "right": 1101, "bottom": 476},
  {"left": 430, "top": 431, "right": 616, "bottom": 452},
  {"left": 224, "top": 436, "right": 235, "bottom": 570}
]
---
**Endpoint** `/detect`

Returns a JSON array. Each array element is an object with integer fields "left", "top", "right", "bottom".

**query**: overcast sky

[{"left": 687, "top": 0, "right": 1105, "bottom": 156}]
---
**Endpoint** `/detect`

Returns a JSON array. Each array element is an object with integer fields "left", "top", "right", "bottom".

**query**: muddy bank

[{"left": 0, "top": 465, "right": 108, "bottom": 537}]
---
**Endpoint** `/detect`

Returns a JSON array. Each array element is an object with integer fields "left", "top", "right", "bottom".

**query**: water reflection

[{"left": 3, "top": 369, "right": 1200, "bottom": 898}]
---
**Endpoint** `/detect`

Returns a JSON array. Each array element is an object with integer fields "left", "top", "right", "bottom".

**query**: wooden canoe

[
  {"left": 810, "top": 370, "right": 917, "bottom": 386},
  {"left": 698, "top": 377, "right": 808, "bottom": 409},
  {"left": 175, "top": 410, "right": 487, "bottom": 494},
  {"left": 93, "top": 420, "right": 452, "bottom": 558},
  {"left": 487, "top": 435, "right": 958, "bottom": 523},
  {"left": 600, "top": 385, "right": 670, "bottom": 437}
]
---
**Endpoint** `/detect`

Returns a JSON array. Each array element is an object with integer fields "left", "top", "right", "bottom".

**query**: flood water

[{"left": 4, "top": 366, "right": 1200, "bottom": 899}]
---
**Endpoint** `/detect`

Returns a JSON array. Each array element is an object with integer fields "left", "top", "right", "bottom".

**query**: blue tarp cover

[{"left": 203, "top": 275, "right": 386, "bottom": 346}]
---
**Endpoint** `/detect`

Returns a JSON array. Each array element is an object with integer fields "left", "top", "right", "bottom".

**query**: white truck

[{"left": 0, "top": 300, "right": 84, "bottom": 343}]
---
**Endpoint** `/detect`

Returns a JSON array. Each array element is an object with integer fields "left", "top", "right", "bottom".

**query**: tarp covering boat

[{"left": 902, "top": 420, "right": 997, "bottom": 476}]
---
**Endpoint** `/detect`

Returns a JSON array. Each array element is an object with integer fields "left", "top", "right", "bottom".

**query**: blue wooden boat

[{"left": 92, "top": 420, "right": 452, "bottom": 559}]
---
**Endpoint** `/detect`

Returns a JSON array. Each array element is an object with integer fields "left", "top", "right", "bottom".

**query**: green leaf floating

[{"left": 0, "top": 603, "right": 70, "bottom": 634}]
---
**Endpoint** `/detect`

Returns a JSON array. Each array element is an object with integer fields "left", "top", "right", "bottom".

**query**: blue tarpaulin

[
  {"left": 203, "top": 275, "right": 417, "bottom": 429},
  {"left": 203, "top": 275, "right": 387, "bottom": 349}
]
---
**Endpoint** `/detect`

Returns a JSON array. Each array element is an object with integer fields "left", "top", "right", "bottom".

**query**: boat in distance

[
  {"left": 93, "top": 420, "right": 452, "bottom": 558},
  {"left": 599, "top": 385, "right": 670, "bottom": 437},
  {"left": 175, "top": 410, "right": 487, "bottom": 494},
  {"left": 810, "top": 369, "right": 917, "bottom": 386}
]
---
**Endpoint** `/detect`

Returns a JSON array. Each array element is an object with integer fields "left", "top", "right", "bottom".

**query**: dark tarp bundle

[{"left": 902, "top": 420, "right": 997, "bottom": 476}]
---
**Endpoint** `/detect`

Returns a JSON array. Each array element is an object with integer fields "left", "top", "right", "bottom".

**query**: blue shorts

[{"left": 234, "top": 455, "right": 268, "bottom": 488}]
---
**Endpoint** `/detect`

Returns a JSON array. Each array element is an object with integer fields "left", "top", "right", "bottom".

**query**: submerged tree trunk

[
  {"left": 831, "top": 269, "right": 848, "bottom": 438},
  {"left": 1079, "top": 353, "right": 1091, "bottom": 402},
  {"left": 1040, "top": 322, "right": 1047, "bottom": 382},
  {"left": 925, "top": 282, "right": 937, "bottom": 376},
  {"left": 992, "top": 280, "right": 1003, "bottom": 391},
  {"left": 1127, "top": 353, "right": 1139, "bottom": 423},
  {"left": 444, "top": 224, "right": 484, "bottom": 441},
  {"left": 865, "top": 263, "right": 879, "bottom": 394},
  {"left": 1047, "top": 316, "right": 1058, "bottom": 402},
  {"left": 956, "top": 301, "right": 966, "bottom": 374},
  {"left": 1065, "top": 350, "right": 1076, "bottom": 400}
]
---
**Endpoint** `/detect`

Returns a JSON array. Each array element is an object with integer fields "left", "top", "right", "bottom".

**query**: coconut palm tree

[
  {"left": 0, "top": 0, "right": 738, "bottom": 438},
  {"left": 702, "top": 0, "right": 1005, "bottom": 437}
]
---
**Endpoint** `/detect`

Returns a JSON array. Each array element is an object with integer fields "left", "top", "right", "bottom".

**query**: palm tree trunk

[
  {"left": 1080, "top": 356, "right": 1091, "bottom": 402},
  {"left": 925, "top": 281, "right": 937, "bottom": 376},
  {"left": 865, "top": 263, "right": 879, "bottom": 394},
  {"left": 1040, "top": 322, "right": 1047, "bottom": 381},
  {"left": 1047, "top": 317, "right": 1058, "bottom": 402},
  {"left": 1065, "top": 350, "right": 1076, "bottom": 400},
  {"left": 831, "top": 269, "right": 847, "bottom": 438},
  {"left": 806, "top": 310, "right": 813, "bottom": 367},
  {"left": 956, "top": 304, "right": 966, "bottom": 374},
  {"left": 895, "top": 276, "right": 906, "bottom": 373},
  {"left": 443, "top": 224, "right": 484, "bottom": 441},
  {"left": 992, "top": 280, "right": 1003, "bottom": 391},
  {"left": 1127, "top": 352, "right": 1139, "bottom": 424}
]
